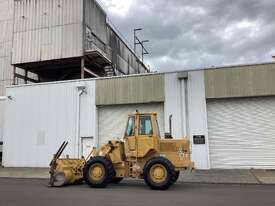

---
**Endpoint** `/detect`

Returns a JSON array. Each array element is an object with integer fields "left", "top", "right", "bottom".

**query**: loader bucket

[
  {"left": 49, "top": 141, "right": 86, "bottom": 187},
  {"left": 50, "top": 159, "right": 85, "bottom": 187}
]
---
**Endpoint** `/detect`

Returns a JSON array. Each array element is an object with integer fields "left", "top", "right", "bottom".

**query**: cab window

[
  {"left": 139, "top": 116, "right": 153, "bottom": 135},
  {"left": 125, "top": 116, "right": 135, "bottom": 136}
]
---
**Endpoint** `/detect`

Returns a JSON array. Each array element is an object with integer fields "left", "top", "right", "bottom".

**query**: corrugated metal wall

[
  {"left": 12, "top": 0, "right": 83, "bottom": 64},
  {"left": 0, "top": 0, "right": 39, "bottom": 90},
  {"left": 10, "top": 0, "right": 148, "bottom": 75},
  {"left": 0, "top": 0, "right": 13, "bottom": 93},
  {"left": 0, "top": 0, "right": 13, "bottom": 143},
  {"left": 85, "top": 0, "right": 107, "bottom": 44},
  {"left": 207, "top": 97, "right": 275, "bottom": 169},
  {"left": 205, "top": 63, "right": 275, "bottom": 99},
  {"left": 106, "top": 25, "right": 148, "bottom": 75},
  {"left": 96, "top": 74, "right": 165, "bottom": 105},
  {"left": 3, "top": 80, "right": 97, "bottom": 167}
]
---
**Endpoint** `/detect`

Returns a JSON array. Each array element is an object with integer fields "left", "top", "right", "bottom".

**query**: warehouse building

[
  {"left": 11, "top": 0, "right": 149, "bottom": 82},
  {"left": 0, "top": 0, "right": 148, "bottom": 88},
  {"left": 2, "top": 62, "right": 275, "bottom": 169},
  {"left": 0, "top": 0, "right": 150, "bottom": 163}
]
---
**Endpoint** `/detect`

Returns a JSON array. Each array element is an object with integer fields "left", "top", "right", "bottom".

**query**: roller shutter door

[
  {"left": 98, "top": 103, "right": 164, "bottom": 146},
  {"left": 207, "top": 97, "right": 275, "bottom": 169}
]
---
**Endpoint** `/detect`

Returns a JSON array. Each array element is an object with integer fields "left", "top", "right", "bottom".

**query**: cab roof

[{"left": 128, "top": 112, "right": 157, "bottom": 116}]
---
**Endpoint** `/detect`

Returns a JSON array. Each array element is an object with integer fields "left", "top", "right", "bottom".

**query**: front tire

[
  {"left": 83, "top": 156, "right": 114, "bottom": 188},
  {"left": 143, "top": 157, "right": 176, "bottom": 190}
]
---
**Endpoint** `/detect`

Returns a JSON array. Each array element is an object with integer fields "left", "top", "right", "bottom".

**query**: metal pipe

[
  {"left": 184, "top": 78, "right": 190, "bottom": 137},
  {"left": 134, "top": 28, "right": 142, "bottom": 53},
  {"left": 75, "top": 86, "right": 87, "bottom": 158},
  {"left": 178, "top": 72, "right": 189, "bottom": 137},
  {"left": 169, "top": 115, "right": 173, "bottom": 136}
]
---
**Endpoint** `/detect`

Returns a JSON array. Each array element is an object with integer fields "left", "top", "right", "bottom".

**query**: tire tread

[
  {"left": 83, "top": 156, "right": 114, "bottom": 188},
  {"left": 143, "top": 157, "right": 176, "bottom": 190}
]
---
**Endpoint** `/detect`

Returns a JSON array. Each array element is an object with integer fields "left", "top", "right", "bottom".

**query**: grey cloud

[{"left": 101, "top": 0, "right": 275, "bottom": 71}]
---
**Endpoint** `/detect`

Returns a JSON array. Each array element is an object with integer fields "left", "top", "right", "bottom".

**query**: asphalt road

[{"left": 0, "top": 178, "right": 275, "bottom": 206}]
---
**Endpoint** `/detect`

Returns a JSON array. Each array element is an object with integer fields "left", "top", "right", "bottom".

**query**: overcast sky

[{"left": 98, "top": 0, "right": 275, "bottom": 72}]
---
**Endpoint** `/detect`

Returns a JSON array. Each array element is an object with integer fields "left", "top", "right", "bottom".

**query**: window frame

[
  {"left": 125, "top": 116, "right": 135, "bottom": 137},
  {"left": 138, "top": 115, "right": 153, "bottom": 136}
]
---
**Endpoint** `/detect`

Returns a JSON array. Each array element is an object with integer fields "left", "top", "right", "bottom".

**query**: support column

[{"left": 81, "top": 57, "right": 85, "bottom": 79}]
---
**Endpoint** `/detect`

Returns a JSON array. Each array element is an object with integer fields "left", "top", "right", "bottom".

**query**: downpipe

[{"left": 76, "top": 85, "right": 87, "bottom": 158}]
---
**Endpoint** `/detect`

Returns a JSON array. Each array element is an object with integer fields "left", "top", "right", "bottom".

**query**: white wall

[
  {"left": 187, "top": 71, "right": 210, "bottom": 169},
  {"left": 164, "top": 73, "right": 186, "bottom": 138},
  {"left": 0, "top": 101, "right": 5, "bottom": 142},
  {"left": 165, "top": 71, "right": 210, "bottom": 169},
  {"left": 3, "top": 71, "right": 210, "bottom": 168},
  {"left": 3, "top": 80, "right": 96, "bottom": 167}
]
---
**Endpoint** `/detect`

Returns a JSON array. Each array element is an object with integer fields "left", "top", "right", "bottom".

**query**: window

[
  {"left": 125, "top": 116, "right": 135, "bottom": 136},
  {"left": 139, "top": 116, "right": 153, "bottom": 135}
]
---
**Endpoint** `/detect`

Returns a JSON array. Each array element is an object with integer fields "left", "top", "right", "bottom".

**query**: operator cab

[{"left": 125, "top": 112, "right": 161, "bottom": 138}]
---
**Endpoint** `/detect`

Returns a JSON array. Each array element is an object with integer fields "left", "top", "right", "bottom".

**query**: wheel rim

[
  {"left": 89, "top": 163, "right": 105, "bottom": 182},
  {"left": 149, "top": 163, "right": 167, "bottom": 183}
]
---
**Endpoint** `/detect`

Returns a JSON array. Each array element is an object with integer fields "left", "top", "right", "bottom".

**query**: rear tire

[
  {"left": 83, "top": 156, "right": 114, "bottom": 188},
  {"left": 143, "top": 157, "right": 176, "bottom": 190}
]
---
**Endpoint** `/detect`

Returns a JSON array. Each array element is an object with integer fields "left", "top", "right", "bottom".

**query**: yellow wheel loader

[{"left": 49, "top": 112, "right": 194, "bottom": 190}]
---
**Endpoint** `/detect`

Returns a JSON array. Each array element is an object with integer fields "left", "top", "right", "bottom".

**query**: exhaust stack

[{"left": 165, "top": 115, "right": 173, "bottom": 139}]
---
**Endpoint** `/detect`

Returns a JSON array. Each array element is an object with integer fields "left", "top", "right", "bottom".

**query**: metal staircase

[{"left": 104, "top": 65, "right": 116, "bottom": 77}]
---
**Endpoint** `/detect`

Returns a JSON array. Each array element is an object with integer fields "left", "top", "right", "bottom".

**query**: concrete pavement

[
  {"left": 1, "top": 167, "right": 275, "bottom": 185},
  {"left": 0, "top": 178, "right": 275, "bottom": 206},
  {"left": 179, "top": 169, "right": 275, "bottom": 185},
  {"left": 0, "top": 167, "right": 49, "bottom": 179}
]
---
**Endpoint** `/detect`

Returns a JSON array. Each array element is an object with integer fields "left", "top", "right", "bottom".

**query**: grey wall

[
  {"left": 96, "top": 74, "right": 164, "bottom": 105},
  {"left": 12, "top": 0, "right": 83, "bottom": 65},
  {"left": 85, "top": 0, "right": 107, "bottom": 44},
  {"left": 0, "top": 0, "right": 13, "bottom": 143},
  {"left": 106, "top": 25, "right": 148, "bottom": 75},
  {"left": 0, "top": 0, "right": 13, "bottom": 95},
  {"left": 205, "top": 63, "right": 275, "bottom": 99}
]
